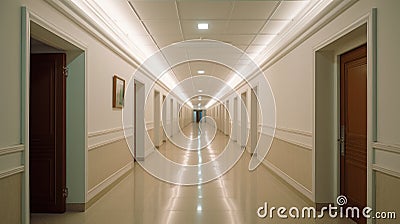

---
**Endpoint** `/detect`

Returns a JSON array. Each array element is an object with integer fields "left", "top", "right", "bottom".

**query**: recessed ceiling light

[
  {"left": 198, "top": 103, "right": 201, "bottom": 106},
  {"left": 197, "top": 70, "right": 205, "bottom": 74},
  {"left": 197, "top": 23, "right": 208, "bottom": 30},
  {"left": 198, "top": 90, "right": 203, "bottom": 93}
]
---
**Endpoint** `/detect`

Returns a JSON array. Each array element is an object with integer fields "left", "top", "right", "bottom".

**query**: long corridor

[{"left": 31, "top": 123, "right": 354, "bottom": 224}]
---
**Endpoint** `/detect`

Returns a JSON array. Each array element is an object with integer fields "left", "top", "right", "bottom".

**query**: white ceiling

[{"left": 83, "top": 0, "right": 315, "bottom": 108}]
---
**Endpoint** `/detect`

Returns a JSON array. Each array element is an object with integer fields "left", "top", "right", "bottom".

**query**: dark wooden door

[
  {"left": 30, "top": 53, "right": 67, "bottom": 213},
  {"left": 340, "top": 45, "right": 367, "bottom": 224}
]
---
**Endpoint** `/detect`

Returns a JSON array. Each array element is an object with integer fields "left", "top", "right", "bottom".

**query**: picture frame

[{"left": 112, "top": 75, "right": 125, "bottom": 109}]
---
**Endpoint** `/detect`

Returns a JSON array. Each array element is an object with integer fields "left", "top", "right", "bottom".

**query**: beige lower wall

[
  {"left": 375, "top": 172, "right": 400, "bottom": 223},
  {"left": 265, "top": 136, "right": 312, "bottom": 191},
  {"left": 88, "top": 139, "right": 133, "bottom": 190},
  {"left": 0, "top": 173, "right": 21, "bottom": 224},
  {"left": 147, "top": 128, "right": 154, "bottom": 143}
]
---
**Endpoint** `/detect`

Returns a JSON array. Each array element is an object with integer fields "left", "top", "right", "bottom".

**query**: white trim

[
  {"left": 259, "top": 129, "right": 312, "bottom": 151},
  {"left": 276, "top": 136, "right": 312, "bottom": 151},
  {"left": 313, "top": 12, "right": 371, "bottom": 51},
  {"left": 0, "top": 166, "right": 24, "bottom": 180},
  {"left": 44, "top": 0, "right": 176, "bottom": 100},
  {"left": 88, "top": 135, "right": 132, "bottom": 151},
  {"left": 22, "top": 7, "right": 31, "bottom": 224},
  {"left": 259, "top": 124, "right": 312, "bottom": 137},
  {"left": 276, "top": 127, "right": 312, "bottom": 137},
  {"left": 312, "top": 10, "right": 375, "bottom": 216},
  {"left": 88, "top": 127, "right": 124, "bottom": 138},
  {"left": 0, "top": 145, "right": 24, "bottom": 156},
  {"left": 259, "top": 0, "right": 357, "bottom": 72},
  {"left": 22, "top": 7, "right": 89, "bottom": 224},
  {"left": 372, "top": 142, "right": 400, "bottom": 155},
  {"left": 218, "top": 0, "right": 357, "bottom": 104},
  {"left": 29, "top": 9, "right": 88, "bottom": 52},
  {"left": 87, "top": 161, "right": 133, "bottom": 201},
  {"left": 88, "top": 126, "right": 133, "bottom": 138},
  {"left": 146, "top": 121, "right": 154, "bottom": 130},
  {"left": 145, "top": 148, "right": 155, "bottom": 158},
  {"left": 88, "top": 126, "right": 133, "bottom": 150},
  {"left": 262, "top": 160, "right": 313, "bottom": 201},
  {"left": 372, "top": 164, "right": 400, "bottom": 179}
]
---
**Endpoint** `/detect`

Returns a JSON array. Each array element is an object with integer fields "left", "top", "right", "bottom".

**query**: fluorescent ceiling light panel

[
  {"left": 197, "top": 23, "right": 208, "bottom": 30},
  {"left": 197, "top": 70, "right": 205, "bottom": 74}
]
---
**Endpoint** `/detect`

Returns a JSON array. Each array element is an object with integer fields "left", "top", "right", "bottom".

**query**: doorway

[
  {"left": 134, "top": 81, "right": 145, "bottom": 160},
  {"left": 340, "top": 44, "right": 367, "bottom": 223},
  {"left": 194, "top": 110, "right": 203, "bottom": 123},
  {"left": 314, "top": 22, "right": 370, "bottom": 212},
  {"left": 30, "top": 53, "right": 67, "bottom": 213},
  {"left": 25, "top": 17, "right": 87, "bottom": 217},
  {"left": 225, "top": 100, "right": 229, "bottom": 136},
  {"left": 154, "top": 91, "right": 161, "bottom": 148},
  {"left": 170, "top": 99, "right": 174, "bottom": 136},
  {"left": 250, "top": 87, "right": 258, "bottom": 155},
  {"left": 233, "top": 97, "right": 238, "bottom": 142},
  {"left": 240, "top": 92, "right": 247, "bottom": 149},
  {"left": 162, "top": 95, "right": 166, "bottom": 143}
]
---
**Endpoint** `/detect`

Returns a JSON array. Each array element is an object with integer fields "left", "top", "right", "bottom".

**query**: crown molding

[
  {"left": 218, "top": 0, "right": 358, "bottom": 103},
  {"left": 43, "top": 0, "right": 180, "bottom": 100}
]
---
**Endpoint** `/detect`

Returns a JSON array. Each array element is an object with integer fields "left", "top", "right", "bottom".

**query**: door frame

[
  {"left": 22, "top": 7, "right": 88, "bottom": 223},
  {"left": 134, "top": 80, "right": 145, "bottom": 160},
  {"left": 313, "top": 9, "right": 377, "bottom": 214},
  {"left": 250, "top": 86, "right": 258, "bottom": 155},
  {"left": 240, "top": 91, "right": 248, "bottom": 149},
  {"left": 162, "top": 95, "right": 166, "bottom": 142},
  {"left": 233, "top": 97, "right": 238, "bottom": 142},
  {"left": 153, "top": 90, "right": 161, "bottom": 148}
]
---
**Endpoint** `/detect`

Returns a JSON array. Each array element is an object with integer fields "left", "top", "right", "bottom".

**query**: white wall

[
  {"left": 0, "top": 0, "right": 186, "bottom": 221},
  {"left": 220, "top": 0, "right": 400, "bottom": 208}
]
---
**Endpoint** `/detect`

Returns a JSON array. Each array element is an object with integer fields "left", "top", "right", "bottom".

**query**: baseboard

[
  {"left": 66, "top": 203, "right": 85, "bottom": 212},
  {"left": 87, "top": 161, "right": 134, "bottom": 207},
  {"left": 262, "top": 160, "right": 313, "bottom": 202},
  {"left": 315, "top": 202, "right": 333, "bottom": 211}
]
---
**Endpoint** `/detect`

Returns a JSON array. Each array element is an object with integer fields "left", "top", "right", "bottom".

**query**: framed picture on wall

[{"left": 113, "top": 75, "right": 125, "bottom": 109}]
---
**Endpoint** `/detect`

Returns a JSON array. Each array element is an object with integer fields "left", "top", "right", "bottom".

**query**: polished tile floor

[{"left": 31, "top": 123, "right": 355, "bottom": 224}]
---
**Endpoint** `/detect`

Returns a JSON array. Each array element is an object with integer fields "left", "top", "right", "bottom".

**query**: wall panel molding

[
  {"left": 372, "top": 164, "right": 400, "bottom": 179},
  {"left": 0, "top": 166, "right": 24, "bottom": 180},
  {"left": 0, "top": 144, "right": 24, "bottom": 156},
  {"left": 0, "top": 144, "right": 25, "bottom": 179},
  {"left": 88, "top": 127, "right": 126, "bottom": 138},
  {"left": 373, "top": 142, "right": 400, "bottom": 178},
  {"left": 146, "top": 121, "right": 154, "bottom": 130},
  {"left": 259, "top": 125, "right": 312, "bottom": 150},
  {"left": 88, "top": 135, "right": 132, "bottom": 151},
  {"left": 372, "top": 142, "right": 400, "bottom": 154},
  {"left": 88, "top": 126, "right": 132, "bottom": 151}
]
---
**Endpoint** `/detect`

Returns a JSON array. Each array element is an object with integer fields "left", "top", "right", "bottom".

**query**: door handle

[
  {"left": 339, "top": 126, "right": 345, "bottom": 156},
  {"left": 338, "top": 138, "right": 345, "bottom": 156}
]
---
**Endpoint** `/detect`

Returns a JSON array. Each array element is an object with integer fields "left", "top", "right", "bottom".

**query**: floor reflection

[{"left": 31, "top": 123, "right": 355, "bottom": 224}]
